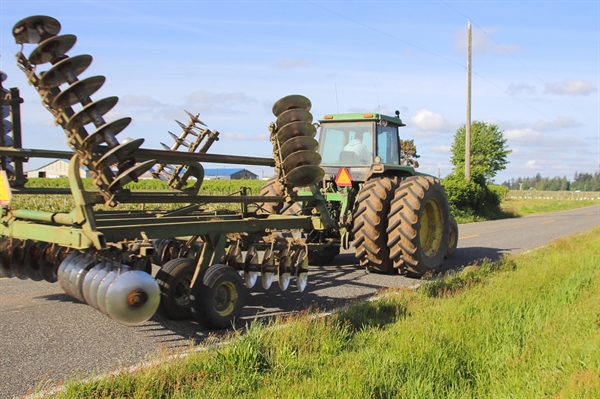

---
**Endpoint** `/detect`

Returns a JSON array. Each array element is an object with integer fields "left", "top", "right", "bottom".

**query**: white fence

[{"left": 507, "top": 190, "right": 600, "bottom": 200}]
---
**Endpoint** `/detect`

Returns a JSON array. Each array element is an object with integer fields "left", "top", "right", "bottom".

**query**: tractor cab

[{"left": 317, "top": 112, "right": 406, "bottom": 183}]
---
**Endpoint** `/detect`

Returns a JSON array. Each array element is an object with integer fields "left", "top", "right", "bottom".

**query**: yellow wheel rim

[
  {"left": 214, "top": 281, "right": 238, "bottom": 317},
  {"left": 448, "top": 224, "right": 457, "bottom": 249},
  {"left": 419, "top": 199, "right": 443, "bottom": 257}
]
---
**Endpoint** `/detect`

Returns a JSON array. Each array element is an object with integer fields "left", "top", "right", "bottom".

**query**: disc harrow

[{"left": 12, "top": 15, "right": 156, "bottom": 206}]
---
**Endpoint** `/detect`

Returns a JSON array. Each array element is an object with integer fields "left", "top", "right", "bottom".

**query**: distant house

[
  {"left": 26, "top": 159, "right": 89, "bottom": 178},
  {"left": 204, "top": 168, "right": 258, "bottom": 180}
]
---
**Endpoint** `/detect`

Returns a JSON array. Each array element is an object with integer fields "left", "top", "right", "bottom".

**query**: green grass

[
  {"left": 52, "top": 227, "right": 600, "bottom": 398},
  {"left": 501, "top": 198, "right": 599, "bottom": 216}
]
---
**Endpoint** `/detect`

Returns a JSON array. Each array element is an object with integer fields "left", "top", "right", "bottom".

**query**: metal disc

[
  {"left": 71, "top": 256, "right": 96, "bottom": 302},
  {"left": 244, "top": 272, "right": 258, "bottom": 289},
  {"left": 10, "top": 239, "right": 29, "bottom": 280},
  {"left": 88, "top": 266, "right": 111, "bottom": 310},
  {"left": 52, "top": 75, "right": 106, "bottom": 109},
  {"left": 82, "top": 117, "right": 132, "bottom": 151},
  {"left": 0, "top": 238, "right": 13, "bottom": 278},
  {"left": 284, "top": 165, "right": 325, "bottom": 188},
  {"left": 65, "top": 254, "right": 90, "bottom": 297},
  {"left": 283, "top": 150, "right": 322, "bottom": 173},
  {"left": 276, "top": 121, "right": 316, "bottom": 144},
  {"left": 28, "top": 34, "right": 77, "bottom": 65},
  {"left": 278, "top": 273, "right": 291, "bottom": 291},
  {"left": 0, "top": 71, "right": 7, "bottom": 83},
  {"left": 272, "top": 94, "right": 311, "bottom": 117},
  {"left": 279, "top": 136, "right": 319, "bottom": 160},
  {"left": 96, "top": 138, "right": 145, "bottom": 167},
  {"left": 82, "top": 264, "right": 103, "bottom": 306},
  {"left": 261, "top": 272, "right": 275, "bottom": 290},
  {"left": 108, "top": 159, "right": 157, "bottom": 191},
  {"left": 23, "top": 241, "right": 44, "bottom": 281},
  {"left": 57, "top": 251, "right": 80, "bottom": 293},
  {"left": 105, "top": 270, "right": 160, "bottom": 326},
  {"left": 296, "top": 273, "right": 308, "bottom": 292},
  {"left": 65, "top": 96, "right": 119, "bottom": 131},
  {"left": 96, "top": 268, "right": 122, "bottom": 315},
  {"left": 39, "top": 54, "right": 93, "bottom": 88},
  {"left": 276, "top": 108, "right": 313, "bottom": 128},
  {"left": 12, "top": 15, "right": 61, "bottom": 44}
]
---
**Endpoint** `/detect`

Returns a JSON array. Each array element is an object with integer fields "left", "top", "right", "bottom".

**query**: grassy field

[
  {"left": 501, "top": 198, "right": 599, "bottom": 216},
  {"left": 51, "top": 226, "right": 600, "bottom": 398}
]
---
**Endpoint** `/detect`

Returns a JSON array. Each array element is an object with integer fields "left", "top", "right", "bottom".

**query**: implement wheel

[
  {"left": 155, "top": 258, "right": 195, "bottom": 320},
  {"left": 446, "top": 218, "right": 458, "bottom": 259},
  {"left": 387, "top": 176, "right": 450, "bottom": 277},
  {"left": 191, "top": 264, "right": 245, "bottom": 330},
  {"left": 352, "top": 176, "right": 399, "bottom": 273}
]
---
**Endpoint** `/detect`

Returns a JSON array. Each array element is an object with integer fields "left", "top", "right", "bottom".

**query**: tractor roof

[{"left": 319, "top": 113, "right": 406, "bottom": 127}]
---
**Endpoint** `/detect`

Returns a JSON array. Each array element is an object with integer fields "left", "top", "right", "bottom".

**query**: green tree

[
  {"left": 450, "top": 121, "right": 511, "bottom": 183},
  {"left": 399, "top": 139, "right": 420, "bottom": 168}
]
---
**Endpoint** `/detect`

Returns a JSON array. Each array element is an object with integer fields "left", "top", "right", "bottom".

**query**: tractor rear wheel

[
  {"left": 446, "top": 218, "right": 458, "bottom": 258},
  {"left": 386, "top": 176, "right": 450, "bottom": 277},
  {"left": 155, "top": 258, "right": 195, "bottom": 320},
  {"left": 191, "top": 264, "right": 245, "bottom": 329},
  {"left": 352, "top": 176, "right": 399, "bottom": 273},
  {"left": 257, "top": 177, "right": 301, "bottom": 215}
]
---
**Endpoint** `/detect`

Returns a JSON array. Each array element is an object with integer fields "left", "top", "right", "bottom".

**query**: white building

[{"left": 26, "top": 159, "right": 89, "bottom": 178}]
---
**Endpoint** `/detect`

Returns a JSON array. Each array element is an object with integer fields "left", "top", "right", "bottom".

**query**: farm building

[
  {"left": 204, "top": 168, "right": 258, "bottom": 180},
  {"left": 26, "top": 159, "right": 89, "bottom": 178}
]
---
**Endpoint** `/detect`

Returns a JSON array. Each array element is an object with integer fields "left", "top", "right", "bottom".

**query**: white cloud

[
  {"left": 430, "top": 145, "right": 451, "bottom": 154},
  {"left": 120, "top": 95, "right": 166, "bottom": 108},
  {"left": 544, "top": 79, "right": 597, "bottom": 96},
  {"left": 504, "top": 128, "right": 540, "bottom": 144},
  {"left": 186, "top": 90, "right": 257, "bottom": 114},
  {"left": 275, "top": 58, "right": 312, "bottom": 69},
  {"left": 453, "top": 26, "right": 520, "bottom": 55},
  {"left": 532, "top": 116, "right": 580, "bottom": 131},
  {"left": 525, "top": 160, "right": 536, "bottom": 169},
  {"left": 410, "top": 109, "right": 457, "bottom": 132},
  {"left": 222, "top": 132, "right": 249, "bottom": 140},
  {"left": 506, "top": 82, "right": 536, "bottom": 96}
]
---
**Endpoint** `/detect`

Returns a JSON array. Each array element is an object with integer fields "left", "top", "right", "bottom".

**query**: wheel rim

[
  {"left": 213, "top": 281, "right": 238, "bottom": 316},
  {"left": 448, "top": 225, "right": 457, "bottom": 249},
  {"left": 420, "top": 198, "right": 443, "bottom": 257},
  {"left": 174, "top": 277, "right": 191, "bottom": 307}
]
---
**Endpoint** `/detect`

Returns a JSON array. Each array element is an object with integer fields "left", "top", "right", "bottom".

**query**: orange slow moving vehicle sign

[{"left": 335, "top": 167, "right": 353, "bottom": 187}]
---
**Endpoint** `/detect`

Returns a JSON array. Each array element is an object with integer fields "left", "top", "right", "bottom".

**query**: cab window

[{"left": 376, "top": 125, "right": 400, "bottom": 165}]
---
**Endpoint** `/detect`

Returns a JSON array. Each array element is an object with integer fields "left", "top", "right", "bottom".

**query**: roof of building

[{"left": 203, "top": 168, "right": 257, "bottom": 176}]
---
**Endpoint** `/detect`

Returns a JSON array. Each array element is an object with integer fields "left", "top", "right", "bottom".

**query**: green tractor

[{"left": 261, "top": 108, "right": 458, "bottom": 277}]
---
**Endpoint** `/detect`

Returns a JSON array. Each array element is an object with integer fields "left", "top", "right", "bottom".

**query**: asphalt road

[{"left": 1, "top": 204, "right": 599, "bottom": 398}]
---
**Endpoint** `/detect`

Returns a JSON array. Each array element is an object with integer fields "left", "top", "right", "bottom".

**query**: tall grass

[{"left": 54, "top": 227, "right": 600, "bottom": 398}]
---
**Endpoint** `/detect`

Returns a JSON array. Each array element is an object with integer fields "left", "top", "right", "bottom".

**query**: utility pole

[{"left": 465, "top": 19, "right": 472, "bottom": 182}]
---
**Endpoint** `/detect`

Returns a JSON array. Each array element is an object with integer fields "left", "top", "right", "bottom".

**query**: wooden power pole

[{"left": 465, "top": 19, "right": 472, "bottom": 182}]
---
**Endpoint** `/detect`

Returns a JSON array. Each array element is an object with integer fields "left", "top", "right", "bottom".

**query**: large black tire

[
  {"left": 351, "top": 176, "right": 399, "bottom": 273},
  {"left": 191, "top": 264, "right": 245, "bottom": 330},
  {"left": 445, "top": 218, "right": 458, "bottom": 259},
  {"left": 155, "top": 258, "right": 196, "bottom": 320},
  {"left": 257, "top": 177, "right": 301, "bottom": 215},
  {"left": 386, "top": 176, "right": 450, "bottom": 277}
]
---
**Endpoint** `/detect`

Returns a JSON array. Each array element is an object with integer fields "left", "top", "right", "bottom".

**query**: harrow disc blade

[
  {"left": 96, "top": 138, "right": 145, "bottom": 168},
  {"left": 244, "top": 272, "right": 258, "bottom": 289},
  {"left": 88, "top": 266, "right": 111, "bottom": 310},
  {"left": 105, "top": 270, "right": 160, "bottom": 326},
  {"left": 283, "top": 150, "right": 321, "bottom": 172},
  {"left": 279, "top": 136, "right": 318, "bottom": 160},
  {"left": 82, "top": 264, "right": 103, "bottom": 306},
  {"left": 28, "top": 34, "right": 77, "bottom": 65},
  {"left": 276, "top": 121, "right": 316, "bottom": 144},
  {"left": 284, "top": 165, "right": 324, "bottom": 188},
  {"left": 13, "top": 15, "right": 61, "bottom": 44},
  {"left": 97, "top": 268, "right": 122, "bottom": 315},
  {"left": 261, "top": 272, "right": 275, "bottom": 290},
  {"left": 82, "top": 117, "right": 132, "bottom": 150},
  {"left": 0, "top": 238, "right": 13, "bottom": 277},
  {"left": 39, "top": 54, "right": 93, "bottom": 88},
  {"left": 52, "top": 75, "right": 106, "bottom": 109},
  {"left": 58, "top": 251, "right": 81, "bottom": 294},
  {"left": 278, "top": 273, "right": 291, "bottom": 291},
  {"left": 10, "top": 240, "right": 29, "bottom": 280},
  {"left": 23, "top": 242, "right": 44, "bottom": 281},
  {"left": 272, "top": 94, "right": 311, "bottom": 117},
  {"left": 296, "top": 273, "right": 308, "bottom": 292},
  {"left": 66, "top": 254, "right": 91, "bottom": 299},
  {"left": 72, "top": 258, "right": 97, "bottom": 302},
  {"left": 65, "top": 96, "right": 119, "bottom": 131},
  {"left": 276, "top": 108, "right": 313, "bottom": 128},
  {"left": 108, "top": 159, "right": 157, "bottom": 191}
]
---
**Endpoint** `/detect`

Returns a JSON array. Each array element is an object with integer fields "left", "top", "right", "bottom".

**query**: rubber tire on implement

[
  {"left": 155, "top": 258, "right": 196, "bottom": 320},
  {"left": 445, "top": 218, "right": 458, "bottom": 258},
  {"left": 191, "top": 264, "right": 245, "bottom": 330},
  {"left": 256, "top": 177, "right": 301, "bottom": 215},
  {"left": 386, "top": 176, "right": 450, "bottom": 277},
  {"left": 352, "top": 176, "right": 399, "bottom": 273}
]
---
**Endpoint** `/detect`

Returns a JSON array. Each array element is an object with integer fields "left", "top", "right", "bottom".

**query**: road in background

[{"left": 1, "top": 205, "right": 598, "bottom": 398}]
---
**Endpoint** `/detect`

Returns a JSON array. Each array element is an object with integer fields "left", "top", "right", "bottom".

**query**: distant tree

[
  {"left": 399, "top": 138, "right": 420, "bottom": 168},
  {"left": 450, "top": 121, "right": 511, "bottom": 183}
]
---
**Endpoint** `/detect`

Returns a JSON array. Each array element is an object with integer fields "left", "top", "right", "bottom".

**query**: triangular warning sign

[{"left": 335, "top": 167, "right": 353, "bottom": 187}]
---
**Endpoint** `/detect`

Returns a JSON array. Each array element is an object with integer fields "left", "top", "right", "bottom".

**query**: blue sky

[{"left": 0, "top": 0, "right": 598, "bottom": 183}]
